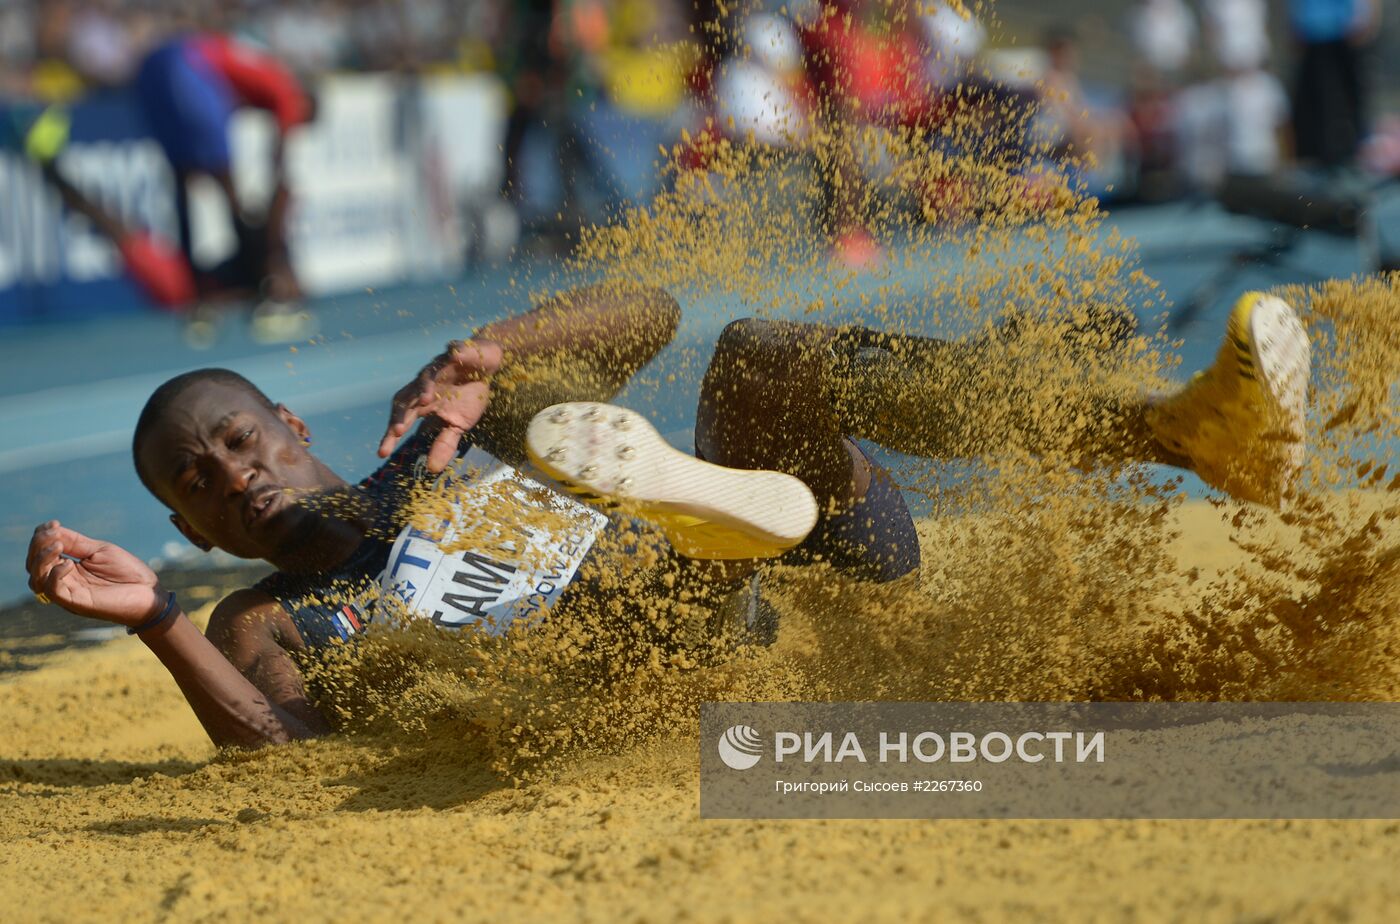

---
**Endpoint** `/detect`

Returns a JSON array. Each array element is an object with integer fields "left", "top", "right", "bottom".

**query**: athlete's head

[{"left": 132, "top": 369, "right": 345, "bottom": 564}]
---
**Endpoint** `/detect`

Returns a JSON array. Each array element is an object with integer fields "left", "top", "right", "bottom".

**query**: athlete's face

[{"left": 139, "top": 381, "right": 340, "bottom": 562}]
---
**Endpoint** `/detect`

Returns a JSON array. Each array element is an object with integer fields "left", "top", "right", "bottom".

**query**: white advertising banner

[{"left": 285, "top": 75, "right": 420, "bottom": 294}]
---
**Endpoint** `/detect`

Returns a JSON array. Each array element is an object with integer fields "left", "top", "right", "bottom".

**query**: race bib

[{"left": 378, "top": 446, "right": 609, "bottom": 634}]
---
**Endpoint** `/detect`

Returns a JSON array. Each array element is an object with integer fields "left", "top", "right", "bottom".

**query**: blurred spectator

[
  {"left": 496, "top": 0, "right": 693, "bottom": 238},
  {"left": 30, "top": 1, "right": 87, "bottom": 101},
  {"left": 1177, "top": 72, "right": 1288, "bottom": 191},
  {"left": 1038, "top": 26, "right": 1134, "bottom": 197},
  {"left": 1129, "top": 0, "right": 1197, "bottom": 79},
  {"left": 19, "top": 27, "right": 317, "bottom": 322},
  {"left": 713, "top": 13, "right": 811, "bottom": 147},
  {"left": 498, "top": 0, "right": 550, "bottom": 184},
  {"left": 1126, "top": 1, "right": 1196, "bottom": 200},
  {"left": 792, "top": 0, "right": 961, "bottom": 265},
  {"left": 66, "top": 0, "right": 138, "bottom": 86},
  {"left": 0, "top": 2, "right": 39, "bottom": 97},
  {"left": 1176, "top": 0, "right": 1289, "bottom": 191},
  {"left": 1222, "top": 68, "right": 1290, "bottom": 176},
  {"left": 1202, "top": 0, "right": 1271, "bottom": 72},
  {"left": 1290, "top": 0, "right": 1382, "bottom": 169},
  {"left": 920, "top": 1, "right": 986, "bottom": 91}
]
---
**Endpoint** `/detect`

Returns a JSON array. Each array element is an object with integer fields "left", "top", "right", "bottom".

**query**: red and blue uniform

[{"left": 134, "top": 34, "right": 310, "bottom": 175}]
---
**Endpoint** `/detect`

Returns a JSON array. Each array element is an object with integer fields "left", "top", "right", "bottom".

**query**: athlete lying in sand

[{"left": 24, "top": 284, "right": 1310, "bottom": 748}]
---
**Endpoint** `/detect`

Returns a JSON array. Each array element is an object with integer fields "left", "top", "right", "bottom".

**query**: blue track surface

[{"left": 0, "top": 202, "right": 1374, "bottom": 603}]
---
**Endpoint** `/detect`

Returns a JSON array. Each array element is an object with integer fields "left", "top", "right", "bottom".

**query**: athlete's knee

[
  {"left": 716, "top": 317, "right": 780, "bottom": 358},
  {"left": 636, "top": 285, "right": 681, "bottom": 335}
]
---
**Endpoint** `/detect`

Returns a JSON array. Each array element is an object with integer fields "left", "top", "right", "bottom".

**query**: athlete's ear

[
  {"left": 170, "top": 513, "right": 213, "bottom": 553},
  {"left": 275, "top": 404, "right": 311, "bottom": 445}
]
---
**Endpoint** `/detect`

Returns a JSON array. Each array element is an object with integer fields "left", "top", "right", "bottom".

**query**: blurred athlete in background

[{"left": 19, "top": 27, "right": 315, "bottom": 343}]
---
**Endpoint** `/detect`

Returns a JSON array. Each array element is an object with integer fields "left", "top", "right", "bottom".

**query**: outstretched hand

[
  {"left": 378, "top": 338, "right": 504, "bottom": 472},
  {"left": 25, "top": 521, "right": 164, "bottom": 627}
]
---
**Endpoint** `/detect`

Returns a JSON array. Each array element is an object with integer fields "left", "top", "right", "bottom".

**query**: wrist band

[{"left": 128, "top": 592, "right": 177, "bottom": 636}]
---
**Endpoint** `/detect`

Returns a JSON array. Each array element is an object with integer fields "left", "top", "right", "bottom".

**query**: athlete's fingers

[
  {"left": 40, "top": 558, "right": 78, "bottom": 603},
  {"left": 378, "top": 407, "right": 424, "bottom": 457},
  {"left": 46, "top": 524, "right": 104, "bottom": 560},
  {"left": 25, "top": 520, "right": 60, "bottom": 573},
  {"left": 25, "top": 521, "right": 95, "bottom": 575},
  {"left": 29, "top": 524, "right": 103, "bottom": 569},
  {"left": 379, "top": 381, "right": 435, "bottom": 457},
  {"left": 379, "top": 340, "right": 491, "bottom": 460},
  {"left": 386, "top": 384, "right": 424, "bottom": 428},
  {"left": 425, "top": 425, "right": 464, "bottom": 473},
  {"left": 28, "top": 540, "right": 64, "bottom": 595},
  {"left": 27, "top": 550, "right": 47, "bottom": 594}
]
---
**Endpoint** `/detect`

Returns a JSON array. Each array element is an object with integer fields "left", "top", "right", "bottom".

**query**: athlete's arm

[
  {"left": 203, "top": 590, "right": 333, "bottom": 737},
  {"left": 197, "top": 35, "right": 312, "bottom": 133},
  {"left": 25, "top": 521, "right": 326, "bottom": 748},
  {"left": 378, "top": 283, "right": 681, "bottom": 469},
  {"left": 472, "top": 282, "right": 681, "bottom": 377}
]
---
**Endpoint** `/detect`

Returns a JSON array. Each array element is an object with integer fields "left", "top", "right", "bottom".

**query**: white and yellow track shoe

[
  {"left": 1147, "top": 292, "right": 1310, "bottom": 507},
  {"left": 525, "top": 402, "right": 819, "bottom": 560}
]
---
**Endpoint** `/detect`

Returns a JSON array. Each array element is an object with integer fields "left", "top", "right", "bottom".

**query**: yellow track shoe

[{"left": 1148, "top": 292, "right": 1310, "bottom": 506}]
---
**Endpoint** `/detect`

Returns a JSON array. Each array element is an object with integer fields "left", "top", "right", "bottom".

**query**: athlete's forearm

[
  {"left": 474, "top": 283, "right": 681, "bottom": 375},
  {"left": 139, "top": 611, "right": 323, "bottom": 749}
]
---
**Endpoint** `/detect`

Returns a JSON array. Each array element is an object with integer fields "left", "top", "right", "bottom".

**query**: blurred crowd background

[{"left": 2, "top": 0, "right": 1398, "bottom": 326}]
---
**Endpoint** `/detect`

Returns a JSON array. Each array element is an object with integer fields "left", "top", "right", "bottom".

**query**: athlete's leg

[
  {"left": 691, "top": 316, "right": 1119, "bottom": 580},
  {"left": 40, "top": 161, "right": 129, "bottom": 243},
  {"left": 173, "top": 169, "right": 195, "bottom": 269},
  {"left": 700, "top": 294, "right": 1307, "bottom": 511},
  {"left": 529, "top": 314, "right": 1040, "bottom": 627},
  {"left": 692, "top": 314, "right": 1139, "bottom": 500},
  {"left": 473, "top": 283, "right": 682, "bottom": 463},
  {"left": 262, "top": 181, "right": 302, "bottom": 301},
  {"left": 531, "top": 315, "right": 1040, "bottom": 585},
  {"left": 527, "top": 292, "right": 1307, "bottom": 595},
  {"left": 823, "top": 294, "right": 1311, "bottom": 508},
  {"left": 695, "top": 318, "right": 919, "bottom": 582},
  {"left": 39, "top": 162, "right": 196, "bottom": 309},
  {"left": 823, "top": 314, "right": 1190, "bottom": 468},
  {"left": 696, "top": 319, "right": 859, "bottom": 508},
  {"left": 697, "top": 311, "right": 1188, "bottom": 493}
]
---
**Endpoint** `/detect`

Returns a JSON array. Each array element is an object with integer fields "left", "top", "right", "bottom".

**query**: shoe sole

[
  {"left": 525, "top": 402, "right": 819, "bottom": 560},
  {"left": 1238, "top": 294, "right": 1310, "bottom": 466}
]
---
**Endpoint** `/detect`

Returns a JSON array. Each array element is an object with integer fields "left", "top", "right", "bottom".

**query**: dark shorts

[
  {"left": 550, "top": 443, "right": 923, "bottom": 650},
  {"left": 135, "top": 39, "right": 235, "bottom": 173},
  {"left": 783, "top": 443, "right": 921, "bottom": 583}
]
